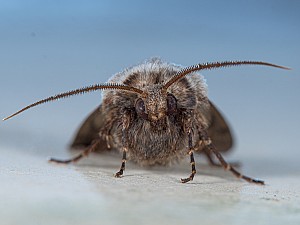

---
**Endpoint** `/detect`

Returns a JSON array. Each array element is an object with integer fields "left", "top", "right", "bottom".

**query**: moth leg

[
  {"left": 114, "top": 148, "right": 127, "bottom": 178},
  {"left": 181, "top": 110, "right": 197, "bottom": 183},
  {"left": 200, "top": 132, "right": 264, "bottom": 185},
  {"left": 115, "top": 111, "right": 130, "bottom": 178},
  {"left": 203, "top": 148, "right": 240, "bottom": 168},
  {"left": 49, "top": 139, "right": 101, "bottom": 164},
  {"left": 181, "top": 131, "right": 196, "bottom": 183},
  {"left": 203, "top": 148, "right": 221, "bottom": 166}
]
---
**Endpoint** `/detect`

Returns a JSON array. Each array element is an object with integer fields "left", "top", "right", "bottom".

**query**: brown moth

[{"left": 3, "top": 58, "right": 289, "bottom": 184}]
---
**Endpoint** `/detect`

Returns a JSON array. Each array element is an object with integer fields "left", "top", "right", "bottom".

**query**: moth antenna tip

[
  {"left": 273, "top": 64, "right": 291, "bottom": 70},
  {"left": 2, "top": 114, "right": 15, "bottom": 121}
]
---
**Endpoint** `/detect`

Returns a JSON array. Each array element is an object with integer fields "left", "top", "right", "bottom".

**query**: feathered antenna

[
  {"left": 163, "top": 61, "right": 290, "bottom": 91},
  {"left": 3, "top": 83, "right": 145, "bottom": 121}
]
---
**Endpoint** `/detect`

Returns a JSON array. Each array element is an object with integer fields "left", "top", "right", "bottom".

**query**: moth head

[
  {"left": 134, "top": 84, "right": 178, "bottom": 122},
  {"left": 3, "top": 61, "right": 289, "bottom": 121}
]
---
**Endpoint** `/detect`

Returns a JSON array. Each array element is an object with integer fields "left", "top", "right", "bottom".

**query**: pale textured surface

[{"left": 1, "top": 146, "right": 299, "bottom": 225}]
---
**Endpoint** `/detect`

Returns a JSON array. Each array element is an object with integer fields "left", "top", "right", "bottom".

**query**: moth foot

[
  {"left": 181, "top": 177, "right": 193, "bottom": 183},
  {"left": 114, "top": 170, "right": 124, "bottom": 178}
]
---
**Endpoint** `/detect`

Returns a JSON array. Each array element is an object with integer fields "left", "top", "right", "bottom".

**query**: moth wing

[
  {"left": 206, "top": 101, "right": 234, "bottom": 152},
  {"left": 70, "top": 105, "right": 107, "bottom": 150}
]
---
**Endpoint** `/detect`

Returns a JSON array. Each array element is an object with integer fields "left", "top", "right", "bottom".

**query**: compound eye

[
  {"left": 135, "top": 98, "right": 146, "bottom": 115},
  {"left": 135, "top": 98, "right": 145, "bottom": 113},
  {"left": 167, "top": 94, "right": 177, "bottom": 114}
]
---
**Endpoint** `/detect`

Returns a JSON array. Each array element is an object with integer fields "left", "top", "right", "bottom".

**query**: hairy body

[{"left": 100, "top": 59, "right": 209, "bottom": 166}]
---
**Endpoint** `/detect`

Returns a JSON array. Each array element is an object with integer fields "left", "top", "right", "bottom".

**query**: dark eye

[
  {"left": 167, "top": 94, "right": 177, "bottom": 114},
  {"left": 135, "top": 98, "right": 147, "bottom": 116}
]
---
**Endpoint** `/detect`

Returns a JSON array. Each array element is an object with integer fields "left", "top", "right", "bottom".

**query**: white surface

[{"left": 1, "top": 146, "right": 299, "bottom": 225}]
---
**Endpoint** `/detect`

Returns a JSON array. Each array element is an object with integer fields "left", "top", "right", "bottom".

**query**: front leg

[
  {"left": 181, "top": 110, "right": 197, "bottom": 183},
  {"left": 181, "top": 131, "right": 196, "bottom": 183},
  {"left": 114, "top": 110, "right": 131, "bottom": 178}
]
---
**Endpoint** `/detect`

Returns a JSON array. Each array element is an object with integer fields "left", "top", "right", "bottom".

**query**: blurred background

[{"left": 0, "top": 0, "right": 299, "bottom": 175}]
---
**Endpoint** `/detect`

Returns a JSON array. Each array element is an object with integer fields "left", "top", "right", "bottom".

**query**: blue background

[{"left": 0, "top": 0, "right": 299, "bottom": 174}]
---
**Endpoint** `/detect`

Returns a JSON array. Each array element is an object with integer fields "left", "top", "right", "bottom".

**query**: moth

[{"left": 3, "top": 58, "right": 289, "bottom": 184}]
